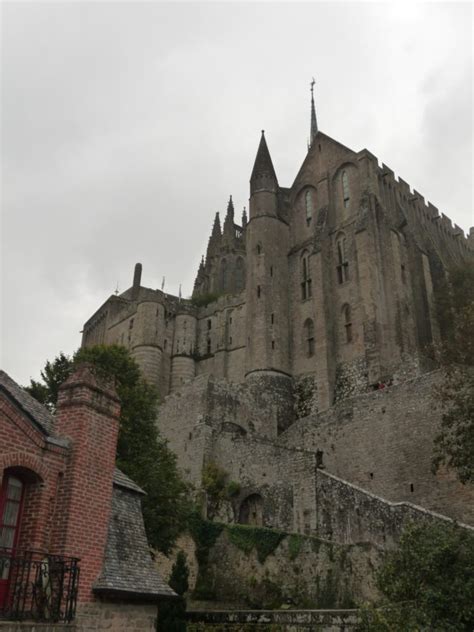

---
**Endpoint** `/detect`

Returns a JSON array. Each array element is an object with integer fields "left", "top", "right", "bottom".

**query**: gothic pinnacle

[
  {"left": 226, "top": 195, "right": 234, "bottom": 221},
  {"left": 211, "top": 211, "right": 221, "bottom": 237}
]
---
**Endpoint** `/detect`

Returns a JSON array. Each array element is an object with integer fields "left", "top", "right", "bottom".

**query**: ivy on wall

[{"left": 227, "top": 524, "right": 286, "bottom": 564}]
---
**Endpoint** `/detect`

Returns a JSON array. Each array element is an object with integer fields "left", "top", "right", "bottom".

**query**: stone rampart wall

[{"left": 281, "top": 370, "right": 474, "bottom": 526}]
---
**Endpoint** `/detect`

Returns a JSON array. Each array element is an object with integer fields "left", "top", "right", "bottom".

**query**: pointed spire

[
  {"left": 211, "top": 211, "right": 221, "bottom": 238},
  {"left": 242, "top": 206, "right": 247, "bottom": 228},
  {"left": 309, "top": 77, "right": 318, "bottom": 148},
  {"left": 206, "top": 211, "right": 222, "bottom": 259},
  {"left": 226, "top": 195, "right": 234, "bottom": 221},
  {"left": 250, "top": 130, "right": 278, "bottom": 194}
]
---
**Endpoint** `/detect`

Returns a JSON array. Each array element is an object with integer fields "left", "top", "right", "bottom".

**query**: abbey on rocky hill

[{"left": 82, "top": 90, "right": 474, "bottom": 548}]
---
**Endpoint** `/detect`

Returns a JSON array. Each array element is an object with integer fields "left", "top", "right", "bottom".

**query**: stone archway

[{"left": 238, "top": 493, "right": 263, "bottom": 526}]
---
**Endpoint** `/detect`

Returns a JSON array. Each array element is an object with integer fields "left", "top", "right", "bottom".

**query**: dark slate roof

[
  {"left": 250, "top": 131, "right": 278, "bottom": 184},
  {"left": 0, "top": 369, "right": 55, "bottom": 435},
  {"left": 113, "top": 468, "right": 145, "bottom": 495},
  {"left": 94, "top": 486, "right": 176, "bottom": 601}
]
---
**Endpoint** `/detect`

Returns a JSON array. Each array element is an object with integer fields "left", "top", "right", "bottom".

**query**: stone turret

[
  {"left": 245, "top": 132, "right": 292, "bottom": 429},
  {"left": 170, "top": 311, "right": 197, "bottom": 392}
]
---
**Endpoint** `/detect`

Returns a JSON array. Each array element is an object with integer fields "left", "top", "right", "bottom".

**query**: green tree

[
  {"left": 157, "top": 552, "right": 189, "bottom": 632},
  {"left": 25, "top": 345, "right": 190, "bottom": 554},
  {"left": 357, "top": 522, "right": 474, "bottom": 631},
  {"left": 25, "top": 352, "right": 74, "bottom": 412},
  {"left": 432, "top": 261, "right": 474, "bottom": 484},
  {"left": 169, "top": 551, "right": 190, "bottom": 596}
]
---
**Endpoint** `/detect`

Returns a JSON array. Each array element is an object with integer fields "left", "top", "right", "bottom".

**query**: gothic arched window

[
  {"left": 235, "top": 257, "right": 245, "bottom": 292},
  {"left": 336, "top": 235, "right": 349, "bottom": 284},
  {"left": 301, "top": 251, "right": 312, "bottom": 300},
  {"left": 305, "top": 189, "right": 314, "bottom": 224},
  {"left": 342, "top": 171, "right": 350, "bottom": 209},
  {"left": 220, "top": 259, "right": 228, "bottom": 292},
  {"left": 342, "top": 304, "right": 352, "bottom": 343},
  {"left": 304, "top": 318, "right": 315, "bottom": 357}
]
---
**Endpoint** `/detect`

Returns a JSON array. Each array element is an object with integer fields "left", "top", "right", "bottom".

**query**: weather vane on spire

[{"left": 309, "top": 77, "right": 318, "bottom": 149}]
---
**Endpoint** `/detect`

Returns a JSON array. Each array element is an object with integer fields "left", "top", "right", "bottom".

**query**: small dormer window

[{"left": 342, "top": 171, "right": 350, "bottom": 209}]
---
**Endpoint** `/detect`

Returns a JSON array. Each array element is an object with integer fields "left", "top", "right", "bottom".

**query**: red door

[{"left": 0, "top": 475, "right": 24, "bottom": 609}]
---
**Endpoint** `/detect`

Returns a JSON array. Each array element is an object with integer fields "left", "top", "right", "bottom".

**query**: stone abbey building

[{"left": 82, "top": 92, "right": 474, "bottom": 552}]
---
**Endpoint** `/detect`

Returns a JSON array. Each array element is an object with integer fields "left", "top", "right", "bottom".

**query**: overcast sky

[{"left": 1, "top": 1, "right": 472, "bottom": 385}]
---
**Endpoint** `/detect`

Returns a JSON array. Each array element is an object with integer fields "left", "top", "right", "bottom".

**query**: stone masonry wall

[
  {"left": 281, "top": 370, "right": 474, "bottom": 526},
  {"left": 314, "top": 469, "right": 474, "bottom": 547},
  {"left": 75, "top": 601, "right": 158, "bottom": 631}
]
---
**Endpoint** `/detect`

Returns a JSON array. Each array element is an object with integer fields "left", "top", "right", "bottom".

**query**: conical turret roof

[{"left": 250, "top": 131, "right": 278, "bottom": 185}]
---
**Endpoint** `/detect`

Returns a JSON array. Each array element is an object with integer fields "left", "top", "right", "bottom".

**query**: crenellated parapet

[{"left": 369, "top": 158, "right": 473, "bottom": 253}]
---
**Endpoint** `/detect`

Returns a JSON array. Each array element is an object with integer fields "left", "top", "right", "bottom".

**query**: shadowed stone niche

[{"left": 238, "top": 493, "right": 264, "bottom": 525}]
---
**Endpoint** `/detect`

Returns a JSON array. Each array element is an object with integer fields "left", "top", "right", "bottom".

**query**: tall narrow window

[
  {"left": 342, "top": 171, "right": 350, "bottom": 208},
  {"left": 336, "top": 236, "right": 349, "bottom": 284},
  {"left": 304, "top": 319, "right": 315, "bottom": 357},
  {"left": 257, "top": 243, "right": 262, "bottom": 255},
  {"left": 343, "top": 305, "right": 352, "bottom": 343},
  {"left": 305, "top": 190, "right": 314, "bottom": 224},
  {"left": 207, "top": 338, "right": 211, "bottom": 354},
  {"left": 220, "top": 259, "right": 228, "bottom": 292},
  {"left": 301, "top": 251, "right": 312, "bottom": 300},
  {"left": 235, "top": 257, "right": 245, "bottom": 292}
]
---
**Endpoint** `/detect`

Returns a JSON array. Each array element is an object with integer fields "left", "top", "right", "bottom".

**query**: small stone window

[
  {"left": 207, "top": 338, "right": 211, "bottom": 355},
  {"left": 301, "top": 251, "right": 312, "bottom": 300},
  {"left": 342, "top": 171, "right": 350, "bottom": 209},
  {"left": 207, "top": 319, "right": 212, "bottom": 330},
  {"left": 271, "top": 340, "right": 275, "bottom": 350},
  {"left": 271, "top": 313, "right": 274, "bottom": 325},
  {"left": 304, "top": 318, "right": 315, "bottom": 357},
  {"left": 257, "top": 285, "right": 261, "bottom": 298},
  {"left": 257, "top": 243, "right": 262, "bottom": 255},
  {"left": 336, "top": 236, "right": 349, "bottom": 284},
  {"left": 343, "top": 305, "right": 352, "bottom": 343}
]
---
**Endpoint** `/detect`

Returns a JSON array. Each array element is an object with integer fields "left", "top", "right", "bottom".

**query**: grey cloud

[{"left": 1, "top": 2, "right": 472, "bottom": 384}]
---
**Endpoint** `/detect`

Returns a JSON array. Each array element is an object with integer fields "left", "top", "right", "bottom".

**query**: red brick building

[{"left": 0, "top": 364, "right": 175, "bottom": 631}]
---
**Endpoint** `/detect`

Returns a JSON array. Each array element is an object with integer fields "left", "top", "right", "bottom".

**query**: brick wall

[{"left": 54, "top": 365, "right": 120, "bottom": 602}]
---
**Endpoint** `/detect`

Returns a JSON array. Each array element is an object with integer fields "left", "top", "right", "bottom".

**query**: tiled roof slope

[
  {"left": 0, "top": 369, "right": 55, "bottom": 435},
  {"left": 113, "top": 467, "right": 145, "bottom": 495},
  {"left": 94, "top": 486, "right": 176, "bottom": 600}
]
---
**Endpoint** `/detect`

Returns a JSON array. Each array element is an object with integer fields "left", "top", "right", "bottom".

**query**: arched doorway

[
  {"left": 238, "top": 494, "right": 263, "bottom": 526},
  {"left": 0, "top": 474, "right": 25, "bottom": 608}
]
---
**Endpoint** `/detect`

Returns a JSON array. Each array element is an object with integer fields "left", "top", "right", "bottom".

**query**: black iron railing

[{"left": 0, "top": 549, "right": 80, "bottom": 622}]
